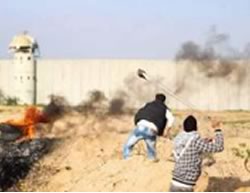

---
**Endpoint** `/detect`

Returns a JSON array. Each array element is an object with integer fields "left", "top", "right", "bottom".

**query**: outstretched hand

[{"left": 211, "top": 118, "right": 222, "bottom": 130}]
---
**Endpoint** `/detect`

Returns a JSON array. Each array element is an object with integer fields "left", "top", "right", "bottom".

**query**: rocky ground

[{"left": 1, "top": 106, "right": 250, "bottom": 191}]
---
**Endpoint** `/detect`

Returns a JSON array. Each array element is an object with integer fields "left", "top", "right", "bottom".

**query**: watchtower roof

[{"left": 9, "top": 33, "right": 38, "bottom": 51}]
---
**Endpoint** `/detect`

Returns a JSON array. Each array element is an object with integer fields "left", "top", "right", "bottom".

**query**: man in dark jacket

[
  {"left": 170, "top": 115, "right": 224, "bottom": 192},
  {"left": 123, "top": 93, "right": 174, "bottom": 160}
]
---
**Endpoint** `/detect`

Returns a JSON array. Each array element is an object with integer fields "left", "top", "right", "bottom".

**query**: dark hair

[
  {"left": 155, "top": 93, "right": 166, "bottom": 102},
  {"left": 183, "top": 115, "right": 197, "bottom": 132}
]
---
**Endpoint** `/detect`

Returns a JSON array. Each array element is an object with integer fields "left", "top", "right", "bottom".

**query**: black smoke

[
  {"left": 75, "top": 90, "right": 107, "bottom": 115},
  {"left": 175, "top": 26, "right": 248, "bottom": 94},
  {"left": 42, "top": 95, "right": 69, "bottom": 121}
]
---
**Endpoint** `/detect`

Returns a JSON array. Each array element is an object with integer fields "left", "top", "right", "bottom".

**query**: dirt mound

[{"left": 2, "top": 109, "right": 250, "bottom": 191}]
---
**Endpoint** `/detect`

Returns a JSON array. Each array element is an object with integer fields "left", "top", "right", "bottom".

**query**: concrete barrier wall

[
  {"left": 0, "top": 59, "right": 249, "bottom": 110},
  {"left": 0, "top": 60, "right": 14, "bottom": 97}
]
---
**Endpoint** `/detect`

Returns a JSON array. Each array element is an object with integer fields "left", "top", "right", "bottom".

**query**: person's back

[
  {"left": 134, "top": 99, "right": 168, "bottom": 136},
  {"left": 170, "top": 115, "right": 224, "bottom": 192},
  {"left": 123, "top": 93, "right": 175, "bottom": 160}
]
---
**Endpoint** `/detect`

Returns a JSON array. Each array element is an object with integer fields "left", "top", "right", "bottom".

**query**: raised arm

[{"left": 194, "top": 120, "right": 224, "bottom": 153}]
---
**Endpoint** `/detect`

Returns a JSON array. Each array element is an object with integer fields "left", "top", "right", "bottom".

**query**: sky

[{"left": 0, "top": 0, "right": 250, "bottom": 59}]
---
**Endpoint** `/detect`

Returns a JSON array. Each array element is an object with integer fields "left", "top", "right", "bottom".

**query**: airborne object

[
  {"left": 136, "top": 68, "right": 216, "bottom": 127},
  {"left": 137, "top": 69, "right": 147, "bottom": 80},
  {"left": 137, "top": 68, "right": 196, "bottom": 110}
]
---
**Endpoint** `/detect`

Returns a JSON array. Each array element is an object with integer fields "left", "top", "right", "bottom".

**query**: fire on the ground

[{"left": 1, "top": 106, "right": 48, "bottom": 140}]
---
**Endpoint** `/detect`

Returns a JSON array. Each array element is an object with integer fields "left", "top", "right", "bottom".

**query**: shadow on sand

[{"left": 205, "top": 177, "right": 250, "bottom": 192}]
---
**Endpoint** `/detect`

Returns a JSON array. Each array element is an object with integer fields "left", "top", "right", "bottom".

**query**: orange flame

[{"left": 5, "top": 106, "right": 47, "bottom": 139}]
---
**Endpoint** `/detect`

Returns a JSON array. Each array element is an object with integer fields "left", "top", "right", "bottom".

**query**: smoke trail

[
  {"left": 76, "top": 90, "right": 107, "bottom": 114},
  {"left": 175, "top": 26, "right": 247, "bottom": 95},
  {"left": 108, "top": 90, "right": 128, "bottom": 115},
  {"left": 42, "top": 95, "right": 69, "bottom": 121},
  {"left": 76, "top": 73, "right": 166, "bottom": 116}
]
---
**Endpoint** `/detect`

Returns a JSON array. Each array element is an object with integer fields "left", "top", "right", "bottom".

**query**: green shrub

[{"left": 231, "top": 143, "right": 250, "bottom": 173}]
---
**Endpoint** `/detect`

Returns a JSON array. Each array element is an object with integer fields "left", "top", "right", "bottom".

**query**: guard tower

[{"left": 9, "top": 32, "right": 39, "bottom": 104}]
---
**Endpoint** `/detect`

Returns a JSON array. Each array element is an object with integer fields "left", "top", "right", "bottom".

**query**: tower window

[{"left": 27, "top": 56, "right": 31, "bottom": 60}]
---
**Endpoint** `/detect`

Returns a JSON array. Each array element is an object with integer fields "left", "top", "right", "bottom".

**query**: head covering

[{"left": 184, "top": 115, "right": 197, "bottom": 132}]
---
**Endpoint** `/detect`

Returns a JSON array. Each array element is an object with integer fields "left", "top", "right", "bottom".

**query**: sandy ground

[{"left": 1, "top": 106, "right": 250, "bottom": 192}]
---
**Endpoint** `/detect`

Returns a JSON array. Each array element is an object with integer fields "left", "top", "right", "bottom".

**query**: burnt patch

[{"left": 0, "top": 138, "right": 56, "bottom": 191}]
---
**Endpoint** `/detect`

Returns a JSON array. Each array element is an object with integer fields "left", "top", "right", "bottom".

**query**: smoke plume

[
  {"left": 175, "top": 26, "right": 248, "bottom": 95},
  {"left": 76, "top": 89, "right": 130, "bottom": 116},
  {"left": 42, "top": 95, "right": 69, "bottom": 121},
  {"left": 75, "top": 90, "right": 107, "bottom": 114},
  {"left": 76, "top": 72, "right": 165, "bottom": 115},
  {"left": 108, "top": 90, "right": 128, "bottom": 115}
]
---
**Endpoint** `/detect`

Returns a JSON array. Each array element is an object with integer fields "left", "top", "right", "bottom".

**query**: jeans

[{"left": 123, "top": 125, "right": 157, "bottom": 159}]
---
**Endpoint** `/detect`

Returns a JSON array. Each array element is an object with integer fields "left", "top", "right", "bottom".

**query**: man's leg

[
  {"left": 144, "top": 128, "right": 157, "bottom": 160},
  {"left": 123, "top": 127, "right": 142, "bottom": 159}
]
